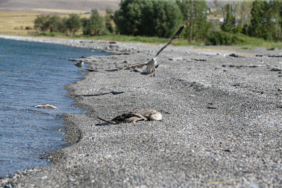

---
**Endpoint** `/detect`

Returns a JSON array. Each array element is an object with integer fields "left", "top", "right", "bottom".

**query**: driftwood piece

[
  {"left": 105, "top": 62, "right": 159, "bottom": 76},
  {"left": 105, "top": 62, "right": 148, "bottom": 72},
  {"left": 97, "top": 108, "right": 162, "bottom": 124}
]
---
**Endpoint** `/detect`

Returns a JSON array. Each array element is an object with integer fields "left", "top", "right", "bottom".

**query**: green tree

[
  {"left": 208, "top": 20, "right": 221, "bottom": 32},
  {"left": 58, "top": 17, "right": 68, "bottom": 34},
  {"left": 247, "top": 0, "right": 282, "bottom": 41},
  {"left": 177, "top": 0, "right": 209, "bottom": 40},
  {"left": 141, "top": 0, "right": 183, "bottom": 38},
  {"left": 113, "top": 10, "right": 120, "bottom": 34},
  {"left": 221, "top": 11, "right": 236, "bottom": 32},
  {"left": 65, "top": 14, "right": 82, "bottom": 36},
  {"left": 271, "top": 0, "right": 282, "bottom": 41},
  {"left": 213, "top": 0, "right": 254, "bottom": 29},
  {"left": 105, "top": 7, "right": 115, "bottom": 33},
  {"left": 248, "top": 0, "right": 264, "bottom": 38},
  {"left": 83, "top": 9, "right": 105, "bottom": 36},
  {"left": 237, "top": 0, "right": 254, "bottom": 28},
  {"left": 34, "top": 15, "right": 50, "bottom": 31},
  {"left": 80, "top": 17, "right": 88, "bottom": 29},
  {"left": 115, "top": 0, "right": 149, "bottom": 36},
  {"left": 116, "top": 0, "right": 182, "bottom": 37},
  {"left": 49, "top": 15, "right": 61, "bottom": 32}
]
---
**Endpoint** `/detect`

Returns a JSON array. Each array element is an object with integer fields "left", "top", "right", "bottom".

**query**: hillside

[{"left": 0, "top": 0, "right": 120, "bottom": 13}]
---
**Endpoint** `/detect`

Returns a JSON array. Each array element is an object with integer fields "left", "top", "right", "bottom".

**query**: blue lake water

[{"left": 0, "top": 38, "right": 108, "bottom": 178}]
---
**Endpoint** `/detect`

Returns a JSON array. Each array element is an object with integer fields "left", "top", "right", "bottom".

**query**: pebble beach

[{"left": 1, "top": 35, "right": 282, "bottom": 187}]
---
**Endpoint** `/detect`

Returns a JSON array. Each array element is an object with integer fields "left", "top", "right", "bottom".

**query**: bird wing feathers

[
  {"left": 110, "top": 25, "right": 185, "bottom": 73},
  {"left": 154, "top": 25, "right": 185, "bottom": 58}
]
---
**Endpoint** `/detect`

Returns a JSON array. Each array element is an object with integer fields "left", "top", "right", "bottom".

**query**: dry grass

[
  {"left": 0, "top": 11, "right": 38, "bottom": 35},
  {"left": 0, "top": 11, "right": 90, "bottom": 35},
  {"left": 32, "top": 9, "right": 86, "bottom": 14}
]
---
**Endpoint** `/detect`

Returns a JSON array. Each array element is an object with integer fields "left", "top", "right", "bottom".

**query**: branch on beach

[
  {"left": 97, "top": 117, "right": 116, "bottom": 124},
  {"left": 104, "top": 61, "right": 148, "bottom": 72},
  {"left": 118, "top": 62, "right": 148, "bottom": 70},
  {"left": 105, "top": 62, "right": 158, "bottom": 76}
]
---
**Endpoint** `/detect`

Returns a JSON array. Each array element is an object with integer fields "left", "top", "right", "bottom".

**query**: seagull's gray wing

[{"left": 155, "top": 25, "right": 185, "bottom": 58}]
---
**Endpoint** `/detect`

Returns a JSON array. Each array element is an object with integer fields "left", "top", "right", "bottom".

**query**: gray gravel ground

[{"left": 1, "top": 35, "right": 282, "bottom": 187}]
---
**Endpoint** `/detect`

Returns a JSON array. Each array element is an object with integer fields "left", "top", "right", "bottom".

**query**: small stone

[
  {"left": 193, "top": 58, "right": 206, "bottom": 61},
  {"left": 169, "top": 57, "right": 183, "bottom": 61},
  {"left": 207, "top": 106, "right": 217, "bottom": 109},
  {"left": 41, "top": 176, "right": 48, "bottom": 180},
  {"left": 222, "top": 63, "right": 230, "bottom": 67},
  {"left": 232, "top": 83, "right": 240, "bottom": 86},
  {"left": 249, "top": 64, "right": 259, "bottom": 68},
  {"left": 229, "top": 53, "right": 243, "bottom": 58}
]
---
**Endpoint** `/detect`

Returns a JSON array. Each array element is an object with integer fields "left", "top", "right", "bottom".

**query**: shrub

[
  {"left": 205, "top": 31, "right": 244, "bottom": 45},
  {"left": 267, "top": 47, "right": 275, "bottom": 50}
]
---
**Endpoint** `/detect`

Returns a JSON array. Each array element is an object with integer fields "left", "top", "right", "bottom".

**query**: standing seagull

[{"left": 75, "top": 60, "right": 84, "bottom": 70}]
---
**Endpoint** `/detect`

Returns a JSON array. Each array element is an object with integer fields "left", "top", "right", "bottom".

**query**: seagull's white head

[{"left": 152, "top": 58, "right": 157, "bottom": 65}]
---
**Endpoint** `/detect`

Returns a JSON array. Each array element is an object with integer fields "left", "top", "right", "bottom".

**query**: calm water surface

[{"left": 0, "top": 39, "right": 109, "bottom": 178}]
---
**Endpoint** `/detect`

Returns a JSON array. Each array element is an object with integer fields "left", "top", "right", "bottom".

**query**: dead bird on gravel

[
  {"left": 75, "top": 60, "right": 84, "bottom": 70},
  {"left": 97, "top": 108, "right": 162, "bottom": 124},
  {"left": 106, "top": 26, "right": 185, "bottom": 76}
]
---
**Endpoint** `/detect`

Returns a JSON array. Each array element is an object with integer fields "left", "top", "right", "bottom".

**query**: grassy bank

[
  {"left": 205, "top": 31, "right": 282, "bottom": 49},
  {"left": 34, "top": 32, "right": 200, "bottom": 46},
  {"left": 35, "top": 31, "right": 282, "bottom": 49}
]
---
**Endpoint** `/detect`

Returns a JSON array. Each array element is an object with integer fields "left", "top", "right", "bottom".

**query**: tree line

[
  {"left": 34, "top": 0, "right": 282, "bottom": 45},
  {"left": 34, "top": 9, "right": 109, "bottom": 36},
  {"left": 34, "top": 0, "right": 209, "bottom": 39}
]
